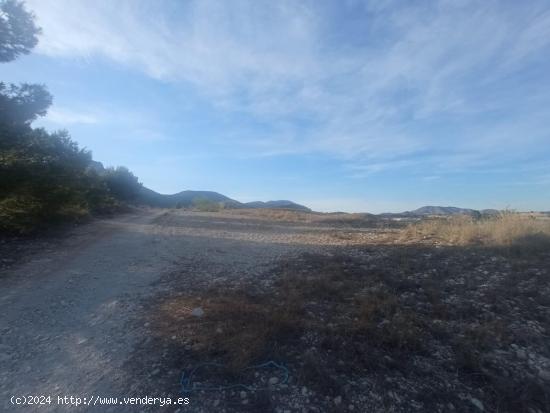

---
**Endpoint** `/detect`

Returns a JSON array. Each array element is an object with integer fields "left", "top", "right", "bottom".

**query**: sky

[{"left": 1, "top": 0, "right": 550, "bottom": 212}]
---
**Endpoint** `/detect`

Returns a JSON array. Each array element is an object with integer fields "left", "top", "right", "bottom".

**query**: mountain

[
  {"left": 481, "top": 209, "right": 500, "bottom": 216},
  {"left": 379, "top": 206, "right": 501, "bottom": 218},
  {"left": 243, "top": 200, "right": 311, "bottom": 211},
  {"left": 409, "top": 206, "right": 480, "bottom": 216},
  {"left": 139, "top": 188, "right": 241, "bottom": 208},
  {"left": 138, "top": 188, "right": 310, "bottom": 211}
]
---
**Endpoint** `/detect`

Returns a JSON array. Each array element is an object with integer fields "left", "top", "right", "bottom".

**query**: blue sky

[{"left": 1, "top": 0, "right": 550, "bottom": 212}]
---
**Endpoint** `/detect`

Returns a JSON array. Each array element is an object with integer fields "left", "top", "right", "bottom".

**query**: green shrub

[
  {"left": 192, "top": 198, "right": 223, "bottom": 212},
  {"left": 0, "top": 5, "right": 141, "bottom": 234}
]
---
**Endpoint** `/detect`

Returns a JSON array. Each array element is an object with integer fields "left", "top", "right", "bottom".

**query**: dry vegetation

[
  {"left": 142, "top": 212, "right": 550, "bottom": 412},
  {"left": 225, "top": 208, "right": 316, "bottom": 222},
  {"left": 403, "top": 212, "right": 550, "bottom": 253},
  {"left": 223, "top": 208, "right": 377, "bottom": 227},
  {"left": 154, "top": 258, "right": 424, "bottom": 373}
]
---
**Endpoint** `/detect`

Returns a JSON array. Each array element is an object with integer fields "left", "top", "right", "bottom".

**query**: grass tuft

[{"left": 403, "top": 211, "right": 550, "bottom": 254}]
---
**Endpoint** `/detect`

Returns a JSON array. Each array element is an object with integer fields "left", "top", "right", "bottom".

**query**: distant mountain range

[
  {"left": 138, "top": 186, "right": 503, "bottom": 216},
  {"left": 138, "top": 187, "right": 311, "bottom": 211},
  {"left": 138, "top": 187, "right": 501, "bottom": 216},
  {"left": 379, "top": 206, "right": 500, "bottom": 218},
  {"left": 243, "top": 200, "right": 311, "bottom": 211},
  {"left": 91, "top": 161, "right": 503, "bottom": 215}
]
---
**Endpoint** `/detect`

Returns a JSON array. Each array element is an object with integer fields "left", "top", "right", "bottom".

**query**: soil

[{"left": 1, "top": 209, "right": 548, "bottom": 412}]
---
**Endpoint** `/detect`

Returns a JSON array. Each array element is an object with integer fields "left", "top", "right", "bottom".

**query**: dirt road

[{"left": 1, "top": 209, "right": 357, "bottom": 412}]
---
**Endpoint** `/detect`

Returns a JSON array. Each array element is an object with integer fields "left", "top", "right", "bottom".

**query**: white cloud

[
  {"left": 45, "top": 108, "right": 99, "bottom": 124},
  {"left": 26, "top": 0, "right": 550, "bottom": 171}
]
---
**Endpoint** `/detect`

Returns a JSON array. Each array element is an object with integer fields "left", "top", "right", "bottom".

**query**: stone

[
  {"left": 191, "top": 307, "right": 204, "bottom": 317},
  {"left": 334, "top": 396, "right": 342, "bottom": 405},
  {"left": 516, "top": 349, "right": 527, "bottom": 360},
  {"left": 269, "top": 377, "right": 279, "bottom": 385},
  {"left": 469, "top": 397, "right": 484, "bottom": 411},
  {"left": 538, "top": 369, "right": 550, "bottom": 381}
]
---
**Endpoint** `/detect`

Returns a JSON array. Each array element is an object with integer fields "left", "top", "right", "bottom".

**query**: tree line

[{"left": 0, "top": 0, "right": 143, "bottom": 233}]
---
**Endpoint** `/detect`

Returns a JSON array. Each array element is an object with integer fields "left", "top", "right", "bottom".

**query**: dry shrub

[
  {"left": 225, "top": 208, "right": 377, "bottom": 227},
  {"left": 155, "top": 290, "right": 304, "bottom": 370},
  {"left": 352, "top": 291, "right": 424, "bottom": 351},
  {"left": 404, "top": 212, "right": 550, "bottom": 253},
  {"left": 152, "top": 258, "right": 426, "bottom": 375},
  {"left": 226, "top": 208, "right": 314, "bottom": 222},
  {"left": 149, "top": 249, "right": 550, "bottom": 411}
]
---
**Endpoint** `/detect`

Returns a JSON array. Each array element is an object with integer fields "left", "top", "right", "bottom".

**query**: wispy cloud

[
  {"left": 46, "top": 108, "right": 99, "bottom": 125},
  {"left": 27, "top": 0, "right": 550, "bottom": 174}
]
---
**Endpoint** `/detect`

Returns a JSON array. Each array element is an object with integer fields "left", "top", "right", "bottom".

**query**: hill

[
  {"left": 138, "top": 188, "right": 310, "bottom": 211},
  {"left": 379, "top": 206, "right": 501, "bottom": 218},
  {"left": 409, "top": 206, "right": 479, "bottom": 216},
  {"left": 139, "top": 188, "right": 240, "bottom": 208},
  {"left": 243, "top": 200, "right": 311, "bottom": 212}
]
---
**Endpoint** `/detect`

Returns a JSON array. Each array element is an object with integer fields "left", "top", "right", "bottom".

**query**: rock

[
  {"left": 469, "top": 397, "right": 484, "bottom": 411},
  {"left": 334, "top": 396, "right": 342, "bottom": 405},
  {"left": 0, "top": 352, "right": 11, "bottom": 361},
  {"left": 269, "top": 377, "right": 279, "bottom": 385},
  {"left": 516, "top": 349, "right": 527, "bottom": 360},
  {"left": 213, "top": 400, "right": 220, "bottom": 407},
  {"left": 538, "top": 369, "right": 550, "bottom": 381},
  {"left": 191, "top": 307, "right": 204, "bottom": 317},
  {"left": 301, "top": 386, "right": 308, "bottom": 396},
  {"left": 240, "top": 391, "right": 247, "bottom": 399}
]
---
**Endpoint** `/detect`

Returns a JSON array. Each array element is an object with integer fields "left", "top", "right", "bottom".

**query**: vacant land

[{"left": 1, "top": 209, "right": 549, "bottom": 412}]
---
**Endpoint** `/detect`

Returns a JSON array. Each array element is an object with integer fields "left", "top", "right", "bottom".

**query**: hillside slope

[
  {"left": 243, "top": 200, "right": 311, "bottom": 211},
  {"left": 138, "top": 188, "right": 310, "bottom": 211}
]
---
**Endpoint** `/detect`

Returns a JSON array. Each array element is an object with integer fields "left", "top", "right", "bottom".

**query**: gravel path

[{"left": 0, "top": 209, "right": 340, "bottom": 412}]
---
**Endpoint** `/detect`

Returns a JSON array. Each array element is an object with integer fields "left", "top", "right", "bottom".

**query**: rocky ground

[
  {"left": 131, "top": 210, "right": 550, "bottom": 413},
  {"left": 1, "top": 209, "right": 549, "bottom": 412}
]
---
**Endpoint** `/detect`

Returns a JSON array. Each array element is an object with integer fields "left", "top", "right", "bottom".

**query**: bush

[
  {"left": 192, "top": 198, "right": 223, "bottom": 212},
  {"left": 403, "top": 211, "right": 550, "bottom": 254},
  {"left": 103, "top": 166, "right": 141, "bottom": 201},
  {"left": 0, "top": 127, "right": 140, "bottom": 233},
  {"left": 0, "top": 0, "right": 141, "bottom": 234}
]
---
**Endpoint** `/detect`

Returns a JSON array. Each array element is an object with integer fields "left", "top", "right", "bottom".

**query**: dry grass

[
  {"left": 403, "top": 211, "right": 550, "bottom": 253},
  {"left": 147, "top": 247, "right": 550, "bottom": 411},
  {"left": 152, "top": 256, "right": 425, "bottom": 374},
  {"left": 224, "top": 208, "right": 377, "bottom": 226},
  {"left": 225, "top": 208, "right": 315, "bottom": 222},
  {"left": 154, "top": 289, "right": 304, "bottom": 370}
]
